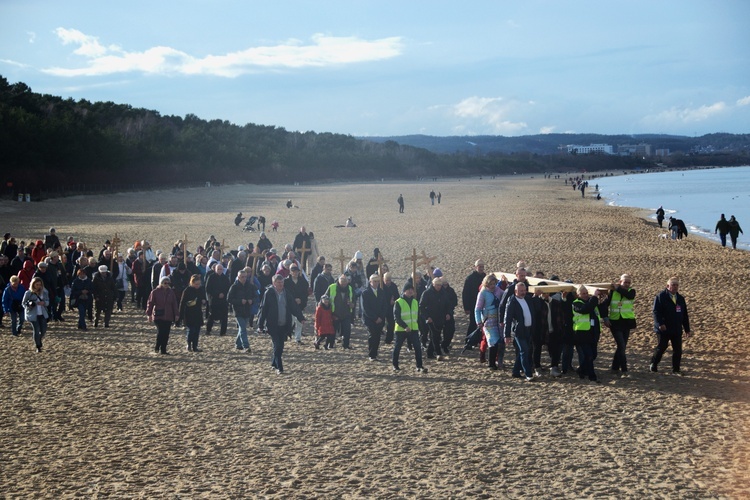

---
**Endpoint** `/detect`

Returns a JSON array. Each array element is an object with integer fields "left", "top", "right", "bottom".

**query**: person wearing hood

[
  {"left": 727, "top": 215, "right": 743, "bottom": 249},
  {"left": 19, "top": 259, "right": 36, "bottom": 290},
  {"left": 92, "top": 265, "right": 116, "bottom": 328},
  {"left": 2, "top": 275, "right": 26, "bottom": 336},
  {"left": 314, "top": 294, "right": 335, "bottom": 350},
  {"left": 392, "top": 282, "right": 427, "bottom": 373},
  {"left": 70, "top": 268, "right": 93, "bottom": 330},
  {"left": 31, "top": 240, "right": 46, "bottom": 265}
]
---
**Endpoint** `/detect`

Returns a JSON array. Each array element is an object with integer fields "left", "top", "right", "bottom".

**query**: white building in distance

[{"left": 566, "top": 144, "right": 614, "bottom": 155}]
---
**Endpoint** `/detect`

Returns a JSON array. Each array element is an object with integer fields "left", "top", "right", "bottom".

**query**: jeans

[
  {"left": 9, "top": 310, "right": 24, "bottom": 336},
  {"left": 610, "top": 327, "right": 630, "bottom": 372},
  {"left": 269, "top": 328, "right": 287, "bottom": 372},
  {"left": 77, "top": 301, "right": 88, "bottom": 329},
  {"left": 719, "top": 233, "right": 727, "bottom": 247},
  {"left": 650, "top": 332, "right": 683, "bottom": 372},
  {"left": 116, "top": 290, "right": 126, "bottom": 310},
  {"left": 512, "top": 332, "right": 533, "bottom": 377},
  {"left": 393, "top": 330, "right": 423, "bottom": 369},
  {"left": 235, "top": 315, "right": 250, "bottom": 349},
  {"left": 31, "top": 317, "right": 47, "bottom": 349},
  {"left": 186, "top": 325, "right": 201, "bottom": 351},
  {"left": 154, "top": 319, "right": 172, "bottom": 354}
]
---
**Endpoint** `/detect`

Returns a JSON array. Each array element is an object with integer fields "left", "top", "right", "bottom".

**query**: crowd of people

[{"left": 1, "top": 228, "right": 693, "bottom": 381}]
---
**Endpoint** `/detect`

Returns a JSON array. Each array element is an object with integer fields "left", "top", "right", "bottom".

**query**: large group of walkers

[{"left": 1, "top": 226, "right": 692, "bottom": 381}]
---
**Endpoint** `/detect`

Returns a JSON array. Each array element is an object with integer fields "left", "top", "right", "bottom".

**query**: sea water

[{"left": 591, "top": 166, "right": 750, "bottom": 250}]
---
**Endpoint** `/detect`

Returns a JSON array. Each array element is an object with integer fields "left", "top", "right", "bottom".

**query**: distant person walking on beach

[
  {"left": 650, "top": 277, "right": 691, "bottom": 375},
  {"left": 429, "top": 190, "right": 436, "bottom": 205},
  {"left": 437, "top": 192, "right": 442, "bottom": 204},
  {"left": 656, "top": 206, "right": 665, "bottom": 228},
  {"left": 397, "top": 194, "right": 404, "bottom": 213},
  {"left": 727, "top": 215, "right": 743, "bottom": 249},
  {"left": 715, "top": 214, "right": 730, "bottom": 247}
]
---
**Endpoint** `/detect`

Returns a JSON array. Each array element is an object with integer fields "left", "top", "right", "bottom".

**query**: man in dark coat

[
  {"left": 284, "top": 264, "right": 309, "bottom": 342},
  {"left": 503, "top": 282, "right": 535, "bottom": 381},
  {"left": 650, "top": 277, "right": 692, "bottom": 375},
  {"left": 92, "top": 265, "right": 116, "bottom": 327},
  {"left": 257, "top": 274, "right": 305, "bottom": 374},
  {"left": 419, "top": 277, "right": 451, "bottom": 360},
  {"left": 313, "top": 263, "right": 335, "bottom": 303},
  {"left": 361, "top": 273, "right": 389, "bottom": 361},
  {"left": 44, "top": 228, "right": 61, "bottom": 251},
  {"left": 292, "top": 226, "right": 311, "bottom": 271},
  {"left": 462, "top": 259, "right": 486, "bottom": 341},
  {"left": 205, "top": 263, "right": 231, "bottom": 335},
  {"left": 228, "top": 269, "right": 257, "bottom": 352}
]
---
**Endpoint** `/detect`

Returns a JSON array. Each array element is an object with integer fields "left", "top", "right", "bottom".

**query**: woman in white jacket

[{"left": 23, "top": 277, "right": 50, "bottom": 353}]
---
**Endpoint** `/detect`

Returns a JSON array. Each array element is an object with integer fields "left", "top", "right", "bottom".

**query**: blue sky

[{"left": 1, "top": 0, "right": 749, "bottom": 137}]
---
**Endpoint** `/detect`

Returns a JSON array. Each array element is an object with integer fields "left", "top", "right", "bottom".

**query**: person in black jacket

[
  {"left": 462, "top": 260, "right": 486, "bottom": 341},
  {"left": 257, "top": 274, "right": 305, "bottom": 375},
  {"left": 92, "top": 265, "right": 117, "bottom": 328},
  {"left": 440, "top": 277, "right": 458, "bottom": 354},
  {"left": 179, "top": 274, "right": 205, "bottom": 352},
  {"left": 205, "top": 263, "right": 231, "bottom": 335},
  {"left": 361, "top": 273, "right": 389, "bottom": 361},
  {"left": 503, "top": 282, "right": 535, "bottom": 381},
  {"left": 228, "top": 270, "right": 257, "bottom": 352},
  {"left": 285, "top": 264, "right": 309, "bottom": 343},
  {"left": 419, "top": 277, "right": 451, "bottom": 360},
  {"left": 650, "top": 277, "right": 692, "bottom": 375},
  {"left": 313, "top": 263, "right": 335, "bottom": 303}
]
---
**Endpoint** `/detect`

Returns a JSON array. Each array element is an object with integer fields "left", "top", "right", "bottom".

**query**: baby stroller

[{"left": 243, "top": 216, "right": 258, "bottom": 232}]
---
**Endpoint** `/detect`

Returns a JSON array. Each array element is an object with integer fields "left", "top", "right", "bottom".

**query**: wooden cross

[
  {"left": 417, "top": 250, "right": 437, "bottom": 272},
  {"left": 246, "top": 249, "right": 263, "bottom": 279},
  {"left": 334, "top": 248, "right": 349, "bottom": 274},
  {"left": 182, "top": 234, "right": 189, "bottom": 265},
  {"left": 110, "top": 233, "right": 122, "bottom": 270},
  {"left": 295, "top": 240, "right": 310, "bottom": 272},
  {"left": 404, "top": 248, "right": 420, "bottom": 284},
  {"left": 375, "top": 252, "right": 388, "bottom": 288}
]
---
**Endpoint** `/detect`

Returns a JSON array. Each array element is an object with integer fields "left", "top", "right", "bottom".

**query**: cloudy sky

[{"left": 1, "top": 0, "right": 748, "bottom": 137}]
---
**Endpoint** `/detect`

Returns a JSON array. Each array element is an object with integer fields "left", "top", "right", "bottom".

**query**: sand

[{"left": 1, "top": 177, "right": 748, "bottom": 498}]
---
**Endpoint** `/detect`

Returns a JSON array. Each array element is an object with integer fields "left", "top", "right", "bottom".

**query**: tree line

[{"left": 2, "top": 76, "right": 728, "bottom": 196}]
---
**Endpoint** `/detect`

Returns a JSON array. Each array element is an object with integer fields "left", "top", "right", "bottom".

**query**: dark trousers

[
  {"left": 335, "top": 319, "right": 352, "bottom": 348},
  {"left": 269, "top": 327, "right": 287, "bottom": 372},
  {"left": 136, "top": 283, "right": 150, "bottom": 310},
  {"left": 442, "top": 317, "right": 455, "bottom": 352},
  {"left": 367, "top": 324, "right": 383, "bottom": 359},
  {"left": 531, "top": 327, "right": 544, "bottom": 369},
  {"left": 548, "top": 330, "right": 562, "bottom": 367},
  {"left": 610, "top": 327, "right": 630, "bottom": 372},
  {"left": 206, "top": 301, "right": 228, "bottom": 335},
  {"left": 186, "top": 325, "right": 201, "bottom": 350},
  {"left": 31, "top": 317, "right": 47, "bottom": 349},
  {"left": 116, "top": 290, "right": 126, "bottom": 311},
  {"left": 427, "top": 322, "right": 445, "bottom": 357},
  {"left": 314, "top": 334, "right": 335, "bottom": 349},
  {"left": 154, "top": 319, "right": 172, "bottom": 353},
  {"left": 576, "top": 342, "right": 598, "bottom": 381},
  {"left": 719, "top": 233, "right": 727, "bottom": 247},
  {"left": 384, "top": 315, "right": 395, "bottom": 344},
  {"left": 95, "top": 301, "right": 113, "bottom": 327},
  {"left": 77, "top": 302, "right": 88, "bottom": 329},
  {"left": 650, "top": 332, "right": 683, "bottom": 372},
  {"left": 561, "top": 343, "right": 575, "bottom": 373},
  {"left": 393, "top": 330, "right": 423, "bottom": 369},
  {"left": 54, "top": 289, "right": 65, "bottom": 319}
]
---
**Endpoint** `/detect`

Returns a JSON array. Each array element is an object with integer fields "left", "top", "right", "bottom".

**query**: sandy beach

[{"left": 1, "top": 177, "right": 748, "bottom": 498}]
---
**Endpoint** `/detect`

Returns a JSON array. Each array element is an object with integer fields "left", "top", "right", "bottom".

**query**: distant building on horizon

[
  {"left": 566, "top": 143, "right": 613, "bottom": 155},
  {"left": 618, "top": 143, "right": 652, "bottom": 157}
]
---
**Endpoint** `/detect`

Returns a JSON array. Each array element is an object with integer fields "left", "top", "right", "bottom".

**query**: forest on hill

[{"left": 1, "top": 76, "right": 746, "bottom": 197}]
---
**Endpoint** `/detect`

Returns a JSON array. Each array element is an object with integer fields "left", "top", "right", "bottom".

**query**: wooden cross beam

[
  {"left": 492, "top": 272, "right": 614, "bottom": 295},
  {"left": 246, "top": 249, "right": 263, "bottom": 279},
  {"left": 404, "top": 248, "right": 419, "bottom": 284},
  {"left": 417, "top": 250, "right": 437, "bottom": 274},
  {"left": 110, "top": 233, "right": 122, "bottom": 270},
  {"left": 334, "top": 249, "right": 349, "bottom": 275},
  {"left": 295, "top": 240, "right": 310, "bottom": 271}
]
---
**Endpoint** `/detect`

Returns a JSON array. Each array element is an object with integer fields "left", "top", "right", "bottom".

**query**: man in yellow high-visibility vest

[
  {"left": 392, "top": 283, "right": 427, "bottom": 373},
  {"left": 604, "top": 274, "right": 636, "bottom": 378}
]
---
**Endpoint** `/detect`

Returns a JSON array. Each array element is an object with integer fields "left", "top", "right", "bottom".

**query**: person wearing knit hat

[
  {"left": 432, "top": 268, "right": 443, "bottom": 278},
  {"left": 92, "top": 262, "right": 116, "bottom": 328}
]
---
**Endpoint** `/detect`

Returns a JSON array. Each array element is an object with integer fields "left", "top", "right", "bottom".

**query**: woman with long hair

[{"left": 23, "top": 277, "right": 49, "bottom": 352}]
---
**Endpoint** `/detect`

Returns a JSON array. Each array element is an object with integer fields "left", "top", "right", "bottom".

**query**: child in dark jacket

[{"left": 314, "top": 295, "right": 335, "bottom": 350}]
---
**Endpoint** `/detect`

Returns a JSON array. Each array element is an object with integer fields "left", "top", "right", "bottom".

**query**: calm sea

[{"left": 591, "top": 166, "right": 750, "bottom": 250}]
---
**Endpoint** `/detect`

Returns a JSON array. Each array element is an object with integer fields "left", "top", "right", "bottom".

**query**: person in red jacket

[
  {"left": 314, "top": 295, "right": 335, "bottom": 350},
  {"left": 31, "top": 240, "right": 46, "bottom": 264}
]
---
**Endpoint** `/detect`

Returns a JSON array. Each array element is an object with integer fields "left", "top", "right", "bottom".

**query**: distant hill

[{"left": 362, "top": 133, "right": 750, "bottom": 155}]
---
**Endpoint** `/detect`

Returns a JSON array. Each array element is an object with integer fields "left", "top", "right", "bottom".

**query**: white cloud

[
  {"left": 643, "top": 102, "right": 727, "bottom": 125},
  {"left": 737, "top": 96, "right": 750, "bottom": 107},
  {"left": 450, "top": 96, "right": 528, "bottom": 134},
  {"left": 27, "top": 31, "right": 36, "bottom": 44},
  {"left": 539, "top": 126, "right": 556, "bottom": 134},
  {"left": 43, "top": 29, "right": 403, "bottom": 77}
]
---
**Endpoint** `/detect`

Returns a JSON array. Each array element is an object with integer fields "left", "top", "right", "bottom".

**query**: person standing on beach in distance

[
  {"left": 437, "top": 192, "right": 442, "bottom": 204},
  {"left": 656, "top": 206, "right": 665, "bottom": 228},
  {"left": 147, "top": 276, "right": 180, "bottom": 355},
  {"left": 715, "top": 214, "right": 730, "bottom": 247},
  {"left": 429, "top": 189, "right": 436, "bottom": 205},
  {"left": 392, "top": 282, "right": 427, "bottom": 373},
  {"left": 650, "top": 277, "right": 691, "bottom": 375},
  {"left": 462, "top": 259, "right": 486, "bottom": 347},
  {"left": 397, "top": 194, "right": 404, "bottom": 213},
  {"left": 727, "top": 215, "right": 743, "bottom": 250},
  {"left": 257, "top": 274, "right": 306, "bottom": 375},
  {"left": 603, "top": 274, "right": 636, "bottom": 377}
]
